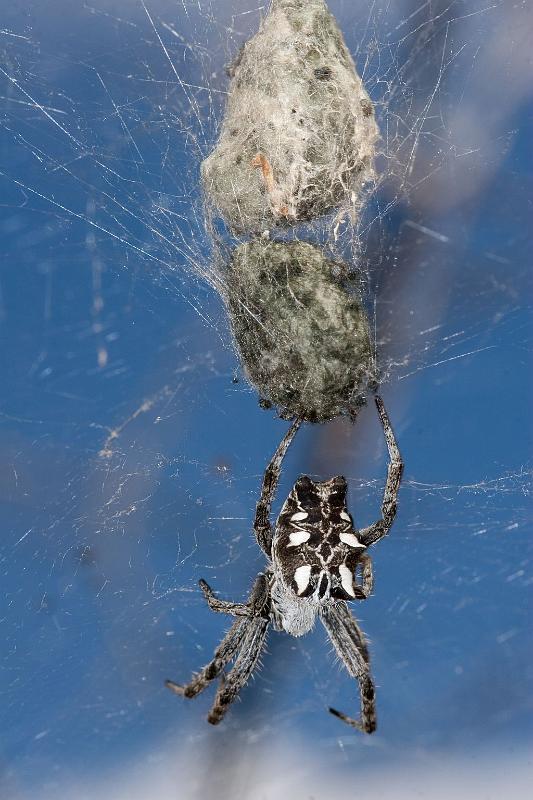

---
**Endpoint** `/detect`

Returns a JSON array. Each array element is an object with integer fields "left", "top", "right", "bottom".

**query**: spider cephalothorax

[{"left": 166, "top": 396, "right": 403, "bottom": 734}]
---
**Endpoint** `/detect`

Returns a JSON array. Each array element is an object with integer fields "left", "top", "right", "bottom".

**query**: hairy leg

[
  {"left": 207, "top": 616, "right": 269, "bottom": 725},
  {"left": 254, "top": 419, "right": 302, "bottom": 553},
  {"left": 353, "top": 553, "right": 374, "bottom": 599},
  {"left": 199, "top": 579, "right": 251, "bottom": 617},
  {"left": 166, "top": 618, "right": 247, "bottom": 699},
  {"left": 359, "top": 396, "right": 403, "bottom": 547},
  {"left": 320, "top": 602, "right": 376, "bottom": 734}
]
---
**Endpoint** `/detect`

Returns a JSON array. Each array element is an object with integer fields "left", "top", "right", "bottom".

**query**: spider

[{"left": 166, "top": 396, "right": 403, "bottom": 733}]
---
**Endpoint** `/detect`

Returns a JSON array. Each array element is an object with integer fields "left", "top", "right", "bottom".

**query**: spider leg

[
  {"left": 207, "top": 616, "right": 269, "bottom": 725},
  {"left": 199, "top": 579, "right": 251, "bottom": 617},
  {"left": 359, "top": 395, "right": 403, "bottom": 548},
  {"left": 254, "top": 418, "right": 302, "bottom": 554},
  {"left": 166, "top": 618, "right": 247, "bottom": 699},
  {"left": 166, "top": 574, "right": 271, "bottom": 703},
  {"left": 198, "top": 573, "right": 271, "bottom": 618},
  {"left": 353, "top": 553, "right": 374, "bottom": 599},
  {"left": 320, "top": 603, "right": 376, "bottom": 734}
]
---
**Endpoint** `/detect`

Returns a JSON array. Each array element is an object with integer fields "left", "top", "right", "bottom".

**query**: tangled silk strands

[{"left": 202, "top": 0, "right": 378, "bottom": 234}]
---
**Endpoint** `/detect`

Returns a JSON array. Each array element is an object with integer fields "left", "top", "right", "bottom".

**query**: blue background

[{"left": 1, "top": 1, "right": 531, "bottom": 797}]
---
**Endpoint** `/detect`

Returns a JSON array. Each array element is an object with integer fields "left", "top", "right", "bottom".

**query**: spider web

[{"left": 0, "top": 2, "right": 531, "bottom": 798}]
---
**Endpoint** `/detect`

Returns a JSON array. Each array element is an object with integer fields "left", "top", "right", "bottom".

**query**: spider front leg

[
  {"left": 320, "top": 602, "right": 376, "bottom": 734},
  {"left": 199, "top": 573, "right": 270, "bottom": 617},
  {"left": 166, "top": 618, "right": 247, "bottom": 699},
  {"left": 359, "top": 395, "right": 404, "bottom": 548},
  {"left": 199, "top": 579, "right": 251, "bottom": 617},
  {"left": 207, "top": 615, "right": 269, "bottom": 725},
  {"left": 166, "top": 573, "right": 271, "bottom": 711},
  {"left": 254, "top": 418, "right": 302, "bottom": 554}
]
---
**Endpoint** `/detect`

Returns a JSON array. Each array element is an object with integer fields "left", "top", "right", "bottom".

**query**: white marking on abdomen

[
  {"left": 339, "top": 564, "right": 356, "bottom": 597},
  {"left": 340, "top": 532, "right": 365, "bottom": 548},
  {"left": 291, "top": 511, "right": 308, "bottom": 521},
  {"left": 294, "top": 565, "right": 312, "bottom": 595},
  {"left": 288, "top": 530, "right": 311, "bottom": 547}
]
